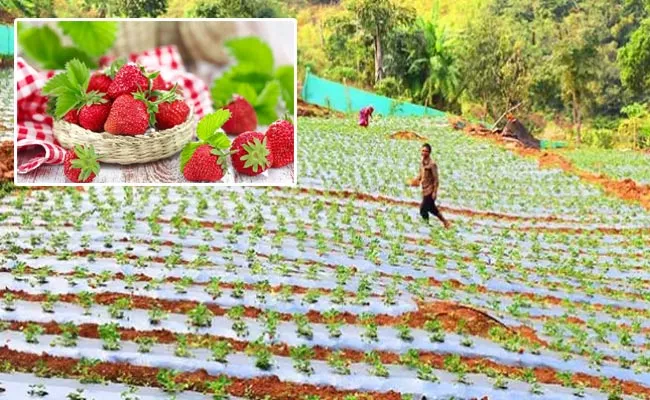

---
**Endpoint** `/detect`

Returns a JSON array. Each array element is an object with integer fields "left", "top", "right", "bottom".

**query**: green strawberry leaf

[
  {"left": 224, "top": 37, "right": 274, "bottom": 75},
  {"left": 275, "top": 65, "right": 295, "bottom": 114},
  {"left": 205, "top": 132, "right": 231, "bottom": 150},
  {"left": 254, "top": 80, "right": 281, "bottom": 125},
  {"left": 196, "top": 109, "right": 231, "bottom": 141},
  {"left": 18, "top": 25, "right": 63, "bottom": 69},
  {"left": 53, "top": 47, "right": 98, "bottom": 70},
  {"left": 42, "top": 72, "right": 74, "bottom": 96},
  {"left": 179, "top": 142, "right": 202, "bottom": 171},
  {"left": 66, "top": 59, "right": 91, "bottom": 92},
  {"left": 54, "top": 91, "right": 81, "bottom": 120},
  {"left": 235, "top": 84, "right": 258, "bottom": 105},
  {"left": 58, "top": 21, "right": 118, "bottom": 57},
  {"left": 106, "top": 58, "right": 126, "bottom": 79},
  {"left": 227, "top": 64, "right": 274, "bottom": 93},
  {"left": 46, "top": 97, "right": 57, "bottom": 117},
  {"left": 211, "top": 76, "right": 260, "bottom": 109}
]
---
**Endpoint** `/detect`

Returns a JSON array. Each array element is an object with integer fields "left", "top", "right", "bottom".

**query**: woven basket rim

[
  {"left": 52, "top": 107, "right": 196, "bottom": 165},
  {"left": 54, "top": 107, "right": 195, "bottom": 145}
]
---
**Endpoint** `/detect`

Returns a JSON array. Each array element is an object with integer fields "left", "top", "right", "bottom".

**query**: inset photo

[{"left": 14, "top": 18, "right": 296, "bottom": 185}]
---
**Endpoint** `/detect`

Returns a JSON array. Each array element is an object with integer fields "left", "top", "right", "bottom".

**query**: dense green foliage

[
  {"left": 1, "top": 0, "right": 168, "bottom": 17},
  {"left": 187, "top": 0, "right": 283, "bottom": 17},
  {"left": 303, "top": 0, "right": 650, "bottom": 148}
]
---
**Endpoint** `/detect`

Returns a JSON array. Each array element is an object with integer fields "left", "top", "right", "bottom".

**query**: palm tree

[{"left": 412, "top": 18, "right": 461, "bottom": 110}]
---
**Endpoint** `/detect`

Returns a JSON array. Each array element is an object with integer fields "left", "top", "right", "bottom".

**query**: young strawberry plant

[
  {"left": 187, "top": 303, "right": 213, "bottom": 327},
  {"left": 205, "top": 376, "right": 231, "bottom": 400},
  {"left": 290, "top": 344, "right": 315, "bottom": 376},
  {"left": 211, "top": 340, "right": 232, "bottom": 364},
  {"left": 98, "top": 323, "right": 121, "bottom": 351},
  {"left": 23, "top": 323, "right": 44, "bottom": 344},
  {"left": 135, "top": 336, "right": 157, "bottom": 353}
]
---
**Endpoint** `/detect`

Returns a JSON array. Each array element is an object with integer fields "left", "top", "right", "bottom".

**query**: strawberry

[
  {"left": 152, "top": 86, "right": 190, "bottom": 130},
  {"left": 87, "top": 73, "right": 112, "bottom": 95},
  {"left": 107, "top": 64, "right": 150, "bottom": 100},
  {"left": 152, "top": 75, "right": 170, "bottom": 91},
  {"left": 104, "top": 94, "right": 150, "bottom": 135},
  {"left": 155, "top": 100, "right": 190, "bottom": 130},
  {"left": 265, "top": 119, "right": 294, "bottom": 167},
  {"left": 182, "top": 144, "right": 227, "bottom": 182},
  {"left": 221, "top": 96, "right": 257, "bottom": 135},
  {"left": 63, "top": 145, "right": 100, "bottom": 183},
  {"left": 63, "top": 109, "right": 79, "bottom": 124},
  {"left": 230, "top": 131, "right": 273, "bottom": 176},
  {"left": 78, "top": 102, "right": 112, "bottom": 132}
]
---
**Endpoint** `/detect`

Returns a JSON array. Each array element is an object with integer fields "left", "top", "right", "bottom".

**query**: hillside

[{"left": 296, "top": 0, "right": 485, "bottom": 74}]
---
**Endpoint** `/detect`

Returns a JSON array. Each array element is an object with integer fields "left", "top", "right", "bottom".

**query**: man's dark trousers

[{"left": 420, "top": 194, "right": 442, "bottom": 221}]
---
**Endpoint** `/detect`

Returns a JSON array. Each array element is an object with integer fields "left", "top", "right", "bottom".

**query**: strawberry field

[{"left": 0, "top": 116, "right": 648, "bottom": 399}]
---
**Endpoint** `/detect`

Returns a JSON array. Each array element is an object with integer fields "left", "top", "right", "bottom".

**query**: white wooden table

[{"left": 15, "top": 147, "right": 294, "bottom": 185}]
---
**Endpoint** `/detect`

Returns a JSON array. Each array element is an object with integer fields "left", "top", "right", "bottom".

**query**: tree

[
  {"left": 553, "top": 13, "right": 600, "bottom": 142},
  {"left": 619, "top": 19, "right": 650, "bottom": 95},
  {"left": 345, "top": 0, "right": 414, "bottom": 83},
  {"left": 323, "top": 11, "right": 374, "bottom": 84},
  {"left": 418, "top": 21, "right": 460, "bottom": 110},
  {"left": 619, "top": 103, "right": 650, "bottom": 149},
  {"left": 118, "top": 0, "right": 168, "bottom": 17},
  {"left": 1, "top": 0, "right": 56, "bottom": 17},
  {"left": 189, "top": 0, "right": 282, "bottom": 18},
  {"left": 457, "top": 16, "right": 531, "bottom": 120}
]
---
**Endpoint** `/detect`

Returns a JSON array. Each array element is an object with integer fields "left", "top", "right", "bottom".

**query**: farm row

[{"left": 0, "top": 116, "right": 647, "bottom": 399}]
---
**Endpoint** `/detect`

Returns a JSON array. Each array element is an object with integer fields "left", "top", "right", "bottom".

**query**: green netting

[
  {"left": 0, "top": 25, "right": 14, "bottom": 55},
  {"left": 301, "top": 68, "right": 446, "bottom": 117}
]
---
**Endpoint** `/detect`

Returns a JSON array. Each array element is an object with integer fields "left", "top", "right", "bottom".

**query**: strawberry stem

[
  {"left": 70, "top": 145, "right": 100, "bottom": 182},
  {"left": 239, "top": 137, "right": 272, "bottom": 173}
]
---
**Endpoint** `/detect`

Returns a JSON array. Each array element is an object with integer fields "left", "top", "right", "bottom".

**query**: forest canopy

[{"left": 3, "top": 0, "right": 650, "bottom": 147}]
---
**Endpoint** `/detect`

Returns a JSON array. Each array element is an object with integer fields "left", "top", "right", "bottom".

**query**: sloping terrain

[{"left": 0, "top": 116, "right": 648, "bottom": 399}]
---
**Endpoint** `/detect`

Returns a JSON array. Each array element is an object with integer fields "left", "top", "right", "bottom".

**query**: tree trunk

[
  {"left": 572, "top": 91, "right": 582, "bottom": 144},
  {"left": 374, "top": 25, "right": 384, "bottom": 83}
]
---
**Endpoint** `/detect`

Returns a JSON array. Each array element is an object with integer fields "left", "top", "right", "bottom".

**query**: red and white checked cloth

[{"left": 16, "top": 45, "right": 213, "bottom": 174}]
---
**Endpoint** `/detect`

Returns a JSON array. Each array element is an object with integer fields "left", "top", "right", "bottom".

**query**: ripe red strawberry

[
  {"left": 151, "top": 75, "right": 169, "bottom": 91},
  {"left": 155, "top": 100, "right": 190, "bottom": 130},
  {"left": 230, "top": 131, "right": 273, "bottom": 176},
  {"left": 78, "top": 102, "right": 111, "bottom": 132},
  {"left": 265, "top": 119, "right": 294, "bottom": 167},
  {"left": 221, "top": 96, "right": 257, "bottom": 135},
  {"left": 107, "top": 64, "right": 149, "bottom": 100},
  {"left": 182, "top": 144, "right": 227, "bottom": 182},
  {"left": 63, "top": 109, "right": 79, "bottom": 124},
  {"left": 63, "top": 145, "right": 100, "bottom": 183},
  {"left": 104, "top": 94, "right": 150, "bottom": 135},
  {"left": 87, "top": 73, "right": 112, "bottom": 95}
]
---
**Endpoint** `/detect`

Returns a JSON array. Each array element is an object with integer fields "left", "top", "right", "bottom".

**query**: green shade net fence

[
  {"left": 301, "top": 68, "right": 446, "bottom": 117},
  {"left": 0, "top": 25, "right": 13, "bottom": 55}
]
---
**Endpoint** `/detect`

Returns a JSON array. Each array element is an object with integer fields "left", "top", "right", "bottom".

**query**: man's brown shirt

[{"left": 416, "top": 158, "right": 439, "bottom": 198}]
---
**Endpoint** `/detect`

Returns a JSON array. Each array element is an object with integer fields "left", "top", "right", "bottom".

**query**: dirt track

[
  {"left": 450, "top": 117, "right": 650, "bottom": 211},
  {"left": 0, "top": 142, "right": 13, "bottom": 181}
]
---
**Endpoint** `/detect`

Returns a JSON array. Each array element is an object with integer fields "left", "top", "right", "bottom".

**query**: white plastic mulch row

[
  {"left": 0, "top": 373, "right": 212, "bottom": 400},
  {"left": 5, "top": 223, "right": 646, "bottom": 313},
  {"left": 1, "top": 301, "right": 648, "bottom": 387},
  {"left": 0, "top": 331, "right": 617, "bottom": 400}
]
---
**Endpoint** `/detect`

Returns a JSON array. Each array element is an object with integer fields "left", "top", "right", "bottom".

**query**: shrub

[
  {"left": 324, "top": 67, "right": 360, "bottom": 83},
  {"left": 582, "top": 129, "right": 616, "bottom": 149},
  {"left": 374, "top": 77, "right": 402, "bottom": 98}
]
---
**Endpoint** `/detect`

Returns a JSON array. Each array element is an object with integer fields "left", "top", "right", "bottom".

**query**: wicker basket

[{"left": 53, "top": 108, "right": 196, "bottom": 165}]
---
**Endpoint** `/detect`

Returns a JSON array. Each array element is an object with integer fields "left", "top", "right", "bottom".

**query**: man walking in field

[{"left": 412, "top": 143, "right": 451, "bottom": 228}]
